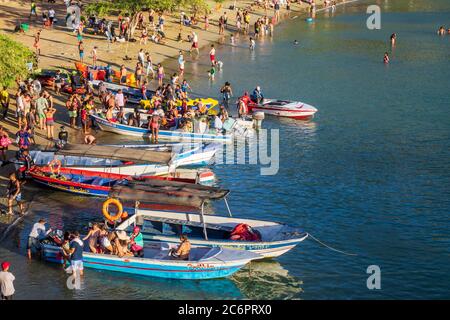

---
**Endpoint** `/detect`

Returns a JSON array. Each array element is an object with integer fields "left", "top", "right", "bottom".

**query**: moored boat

[
  {"left": 41, "top": 240, "right": 259, "bottom": 280},
  {"left": 91, "top": 114, "right": 233, "bottom": 143},
  {"left": 114, "top": 202, "right": 308, "bottom": 259},
  {"left": 247, "top": 99, "right": 317, "bottom": 120},
  {"left": 28, "top": 166, "right": 224, "bottom": 201}
]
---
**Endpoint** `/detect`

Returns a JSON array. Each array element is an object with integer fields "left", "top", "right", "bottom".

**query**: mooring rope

[{"left": 307, "top": 233, "right": 358, "bottom": 256}]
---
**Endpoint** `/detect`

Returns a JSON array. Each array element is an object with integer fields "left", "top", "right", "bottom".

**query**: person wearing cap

[
  {"left": 27, "top": 218, "right": 52, "bottom": 259},
  {"left": 169, "top": 234, "right": 191, "bottom": 260},
  {"left": 0, "top": 262, "right": 15, "bottom": 300},
  {"left": 67, "top": 231, "right": 84, "bottom": 276},
  {"left": 129, "top": 226, "right": 144, "bottom": 256}
]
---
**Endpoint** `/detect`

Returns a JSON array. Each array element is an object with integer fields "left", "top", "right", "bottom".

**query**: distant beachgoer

[
  {"left": 0, "top": 86, "right": 10, "bottom": 120},
  {"left": 157, "top": 64, "right": 164, "bottom": 87},
  {"left": 390, "top": 33, "right": 397, "bottom": 46},
  {"left": 249, "top": 37, "right": 255, "bottom": 51},
  {"left": 209, "top": 44, "right": 216, "bottom": 66},
  {"left": 78, "top": 41, "right": 84, "bottom": 63},
  {"left": 384, "top": 52, "right": 390, "bottom": 64},
  {"left": 150, "top": 114, "right": 160, "bottom": 143},
  {"left": 91, "top": 46, "right": 98, "bottom": 66},
  {"left": 294, "top": 40, "right": 299, "bottom": 45},
  {"left": 0, "top": 262, "right": 15, "bottom": 300},
  {"left": 44, "top": 106, "right": 56, "bottom": 139},
  {"left": 437, "top": 26, "right": 446, "bottom": 35},
  {"left": 83, "top": 223, "right": 101, "bottom": 253},
  {"left": 178, "top": 51, "right": 185, "bottom": 77},
  {"left": 220, "top": 82, "right": 233, "bottom": 109},
  {"left": 29, "top": 1, "right": 37, "bottom": 18},
  {"left": 190, "top": 31, "right": 199, "bottom": 55},
  {"left": 208, "top": 65, "right": 216, "bottom": 80},
  {"left": 120, "top": 65, "right": 127, "bottom": 84},
  {"left": 33, "top": 30, "right": 41, "bottom": 56}
]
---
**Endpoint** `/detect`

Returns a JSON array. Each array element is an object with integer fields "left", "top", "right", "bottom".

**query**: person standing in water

[
  {"left": 383, "top": 52, "right": 390, "bottom": 64},
  {"left": 390, "top": 33, "right": 397, "bottom": 46},
  {"left": 150, "top": 114, "right": 160, "bottom": 143},
  {"left": 7, "top": 172, "right": 25, "bottom": 216}
]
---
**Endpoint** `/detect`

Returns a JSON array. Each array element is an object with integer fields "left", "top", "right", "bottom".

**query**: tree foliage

[{"left": 0, "top": 35, "right": 34, "bottom": 88}]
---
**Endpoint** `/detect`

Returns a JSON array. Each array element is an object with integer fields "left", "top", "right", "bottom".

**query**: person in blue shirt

[
  {"left": 68, "top": 231, "right": 84, "bottom": 277},
  {"left": 251, "top": 86, "right": 264, "bottom": 104}
]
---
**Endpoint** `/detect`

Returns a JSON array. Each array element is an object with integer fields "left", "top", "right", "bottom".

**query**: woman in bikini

[{"left": 44, "top": 106, "right": 56, "bottom": 139}]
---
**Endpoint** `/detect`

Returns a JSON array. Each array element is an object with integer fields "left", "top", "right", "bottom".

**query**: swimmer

[
  {"left": 293, "top": 40, "right": 299, "bottom": 45},
  {"left": 437, "top": 26, "right": 446, "bottom": 35},
  {"left": 383, "top": 52, "right": 390, "bottom": 64},
  {"left": 84, "top": 134, "right": 96, "bottom": 145}
]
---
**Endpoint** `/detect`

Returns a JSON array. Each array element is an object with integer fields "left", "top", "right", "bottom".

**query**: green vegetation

[{"left": 0, "top": 34, "right": 34, "bottom": 88}]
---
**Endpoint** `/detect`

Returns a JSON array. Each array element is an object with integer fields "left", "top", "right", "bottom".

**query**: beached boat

[
  {"left": 91, "top": 114, "right": 233, "bottom": 143},
  {"left": 90, "top": 80, "right": 219, "bottom": 109},
  {"left": 41, "top": 241, "right": 259, "bottom": 280},
  {"left": 101, "top": 142, "right": 219, "bottom": 167},
  {"left": 247, "top": 99, "right": 317, "bottom": 120},
  {"left": 30, "top": 145, "right": 216, "bottom": 183},
  {"left": 29, "top": 166, "right": 225, "bottom": 201},
  {"left": 113, "top": 201, "right": 308, "bottom": 259}
]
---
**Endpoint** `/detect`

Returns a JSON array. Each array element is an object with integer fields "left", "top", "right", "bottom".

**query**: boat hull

[
  {"left": 41, "top": 244, "right": 252, "bottom": 279},
  {"left": 248, "top": 100, "right": 317, "bottom": 120},
  {"left": 91, "top": 115, "right": 232, "bottom": 143}
]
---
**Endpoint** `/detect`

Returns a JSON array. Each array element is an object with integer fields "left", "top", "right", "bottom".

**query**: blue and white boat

[
  {"left": 91, "top": 114, "right": 232, "bottom": 143},
  {"left": 41, "top": 241, "right": 259, "bottom": 280},
  {"left": 102, "top": 142, "right": 220, "bottom": 167},
  {"left": 114, "top": 204, "right": 308, "bottom": 259}
]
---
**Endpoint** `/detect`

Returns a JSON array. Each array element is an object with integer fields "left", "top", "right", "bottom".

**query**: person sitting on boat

[
  {"left": 99, "top": 225, "right": 113, "bottom": 254},
  {"left": 250, "top": 86, "right": 264, "bottom": 104},
  {"left": 113, "top": 230, "right": 133, "bottom": 258},
  {"left": 169, "top": 234, "right": 191, "bottom": 260},
  {"left": 129, "top": 226, "right": 144, "bottom": 257}
]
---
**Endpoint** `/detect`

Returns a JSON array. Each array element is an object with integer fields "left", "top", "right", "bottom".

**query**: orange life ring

[
  {"left": 102, "top": 198, "right": 123, "bottom": 221},
  {"left": 48, "top": 159, "right": 62, "bottom": 175}
]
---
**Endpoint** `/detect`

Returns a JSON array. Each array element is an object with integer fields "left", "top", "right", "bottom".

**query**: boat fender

[
  {"left": 48, "top": 159, "right": 62, "bottom": 175},
  {"left": 102, "top": 198, "right": 124, "bottom": 221}
]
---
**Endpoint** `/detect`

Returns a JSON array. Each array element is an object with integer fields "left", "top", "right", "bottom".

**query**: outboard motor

[{"left": 252, "top": 111, "right": 265, "bottom": 129}]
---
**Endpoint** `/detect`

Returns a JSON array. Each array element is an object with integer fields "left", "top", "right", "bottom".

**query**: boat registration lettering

[{"left": 187, "top": 263, "right": 215, "bottom": 270}]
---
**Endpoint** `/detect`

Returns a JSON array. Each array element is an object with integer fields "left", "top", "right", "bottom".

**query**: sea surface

[{"left": 1, "top": 0, "right": 449, "bottom": 299}]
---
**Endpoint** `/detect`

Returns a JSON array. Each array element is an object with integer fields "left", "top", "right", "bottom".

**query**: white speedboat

[{"left": 248, "top": 99, "right": 317, "bottom": 120}]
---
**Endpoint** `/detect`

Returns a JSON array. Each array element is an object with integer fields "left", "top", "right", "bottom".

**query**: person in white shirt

[
  {"left": 114, "top": 89, "right": 125, "bottom": 109},
  {"left": 27, "top": 219, "right": 51, "bottom": 260},
  {"left": 48, "top": 8, "right": 55, "bottom": 26},
  {"left": 214, "top": 115, "right": 223, "bottom": 132},
  {"left": 137, "top": 49, "right": 145, "bottom": 66},
  {"left": 0, "top": 262, "right": 15, "bottom": 300}
]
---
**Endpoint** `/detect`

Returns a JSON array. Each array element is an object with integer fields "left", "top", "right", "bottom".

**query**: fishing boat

[
  {"left": 111, "top": 198, "right": 308, "bottom": 259},
  {"left": 30, "top": 145, "right": 216, "bottom": 183},
  {"left": 29, "top": 166, "right": 226, "bottom": 201},
  {"left": 91, "top": 114, "right": 233, "bottom": 143},
  {"left": 41, "top": 238, "right": 259, "bottom": 280},
  {"left": 247, "top": 99, "right": 318, "bottom": 120}
]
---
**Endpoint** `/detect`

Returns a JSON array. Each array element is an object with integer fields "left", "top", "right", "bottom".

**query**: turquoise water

[{"left": 1, "top": 0, "right": 450, "bottom": 299}]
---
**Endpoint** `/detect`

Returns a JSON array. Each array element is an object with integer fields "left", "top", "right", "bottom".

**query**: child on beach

[{"left": 249, "top": 37, "right": 256, "bottom": 51}]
